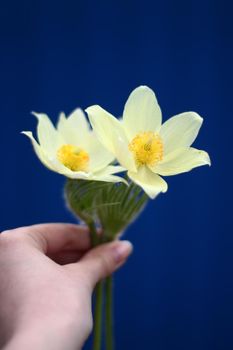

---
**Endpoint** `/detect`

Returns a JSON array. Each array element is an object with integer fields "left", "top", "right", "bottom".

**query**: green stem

[
  {"left": 93, "top": 281, "right": 104, "bottom": 350},
  {"left": 88, "top": 220, "right": 99, "bottom": 247},
  {"left": 88, "top": 220, "right": 103, "bottom": 350},
  {"left": 105, "top": 275, "right": 114, "bottom": 350}
]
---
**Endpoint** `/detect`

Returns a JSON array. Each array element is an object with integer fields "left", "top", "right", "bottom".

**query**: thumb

[{"left": 76, "top": 240, "right": 133, "bottom": 289}]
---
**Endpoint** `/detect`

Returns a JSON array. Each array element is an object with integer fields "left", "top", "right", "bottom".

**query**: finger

[
  {"left": 50, "top": 250, "right": 83, "bottom": 265},
  {"left": 7, "top": 223, "right": 91, "bottom": 254},
  {"left": 66, "top": 240, "right": 133, "bottom": 289}
]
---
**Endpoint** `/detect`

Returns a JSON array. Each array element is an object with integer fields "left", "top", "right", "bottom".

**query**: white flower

[
  {"left": 86, "top": 86, "right": 211, "bottom": 199},
  {"left": 22, "top": 108, "right": 125, "bottom": 183}
]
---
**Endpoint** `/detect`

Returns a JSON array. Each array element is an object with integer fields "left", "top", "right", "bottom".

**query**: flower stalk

[
  {"left": 87, "top": 220, "right": 99, "bottom": 247},
  {"left": 92, "top": 280, "right": 104, "bottom": 350},
  {"left": 88, "top": 220, "right": 104, "bottom": 350},
  {"left": 105, "top": 275, "right": 114, "bottom": 350}
]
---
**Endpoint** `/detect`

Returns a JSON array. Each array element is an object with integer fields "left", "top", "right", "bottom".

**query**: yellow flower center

[
  {"left": 57, "top": 144, "right": 89, "bottom": 171},
  {"left": 128, "top": 131, "right": 163, "bottom": 167}
]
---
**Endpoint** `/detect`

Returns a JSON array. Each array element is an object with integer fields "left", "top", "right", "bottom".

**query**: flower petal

[
  {"left": 67, "top": 108, "right": 90, "bottom": 133},
  {"left": 91, "top": 165, "right": 127, "bottom": 184},
  {"left": 57, "top": 108, "right": 91, "bottom": 148},
  {"left": 151, "top": 147, "right": 211, "bottom": 176},
  {"left": 22, "top": 131, "right": 54, "bottom": 171},
  {"left": 32, "top": 112, "right": 62, "bottom": 156},
  {"left": 160, "top": 112, "right": 203, "bottom": 155},
  {"left": 91, "top": 174, "right": 127, "bottom": 183},
  {"left": 23, "top": 131, "right": 127, "bottom": 183},
  {"left": 84, "top": 134, "right": 115, "bottom": 172},
  {"left": 128, "top": 166, "right": 168, "bottom": 199},
  {"left": 57, "top": 111, "right": 66, "bottom": 130},
  {"left": 22, "top": 131, "right": 84, "bottom": 178},
  {"left": 123, "top": 86, "right": 162, "bottom": 139},
  {"left": 86, "top": 105, "right": 137, "bottom": 172},
  {"left": 60, "top": 164, "right": 126, "bottom": 183},
  {"left": 94, "top": 165, "right": 125, "bottom": 176},
  {"left": 86, "top": 105, "right": 122, "bottom": 153}
]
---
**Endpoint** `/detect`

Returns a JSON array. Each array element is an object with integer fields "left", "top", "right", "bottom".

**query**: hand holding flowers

[{"left": 23, "top": 86, "right": 210, "bottom": 350}]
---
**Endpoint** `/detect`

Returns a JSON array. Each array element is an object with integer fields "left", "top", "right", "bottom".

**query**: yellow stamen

[
  {"left": 129, "top": 131, "right": 163, "bottom": 167},
  {"left": 57, "top": 144, "right": 89, "bottom": 171}
]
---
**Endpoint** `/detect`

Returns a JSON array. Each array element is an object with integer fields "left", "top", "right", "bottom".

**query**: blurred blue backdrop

[{"left": 0, "top": 0, "right": 232, "bottom": 349}]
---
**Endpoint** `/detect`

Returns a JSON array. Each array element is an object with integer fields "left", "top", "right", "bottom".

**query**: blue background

[{"left": 0, "top": 1, "right": 232, "bottom": 349}]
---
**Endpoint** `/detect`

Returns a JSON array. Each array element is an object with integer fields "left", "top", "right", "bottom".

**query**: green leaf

[
  {"left": 96, "top": 182, "right": 148, "bottom": 239},
  {"left": 64, "top": 178, "right": 110, "bottom": 224},
  {"left": 64, "top": 178, "right": 148, "bottom": 240}
]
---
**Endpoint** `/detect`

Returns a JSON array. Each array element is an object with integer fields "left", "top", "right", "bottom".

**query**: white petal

[
  {"left": 22, "top": 130, "right": 114, "bottom": 181},
  {"left": 57, "top": 112, "right": 66, "bottom": 130},
  {"left": 84, "top": 133, "right": 115, "bottom": 172},
  {"left": 93, "top": 165, "right": 125, "bottom": 176},
  {"left": 123, "top": 86, "right": 162, "bottom": 139},
  {"left": 86, "top": 105, "right": 122, "bottom": 153},
  {"left": 60, "top": 170, "right": 91, "bottom": 180},
  {"left": 91, "top": 174, "right": 127, "bottom": 183},
  {"left": 151, "top": 147, "right": 211, "bottom": 176},
  {"left": 22, "top": 131, "right": 85, "bottom": 178},
  {"left": 32, "top": 112, "right": 62, "bottom": 156},
  {"left": 66, "top": 108, "right": 90, "bottom": 133},
  {"left": 128, "top": 166, "right": 168, "bottom": 199},
  {"left": 91, "top": 165, "right": 127, "bottom": 184},
  {"left": 45, "top": 155, "right": 92, "bottom": 179},
  {"left": 86, "top": 105, "right": 137, "bottom": 172},
  {"left": 160, "top": 112, "right": 203, "bottom": 155},
  {"left": 22, "top": 131, "right": 54, "bottom": 171},
  {"left": 62, "top": 164, "right": 126, "bottom": 183},
  {"left": 57, "top": 108, "right": 90, "bottom": 148}
]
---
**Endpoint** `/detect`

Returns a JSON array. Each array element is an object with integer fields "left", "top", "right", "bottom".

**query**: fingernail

[{"left": 113, "top": 241, "right": 133, "bottom": 264}]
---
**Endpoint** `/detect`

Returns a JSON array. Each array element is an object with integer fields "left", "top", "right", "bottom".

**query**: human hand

[{"left": 0, "top": 224, "right": 132, "bottom": 350}]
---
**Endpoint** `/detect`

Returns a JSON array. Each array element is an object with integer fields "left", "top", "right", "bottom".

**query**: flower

[
  {"left": 22, "top": 108, "right": 125, "bottom": 182},
  {"left": 86, "top": 86, "right": 211, "bottom": 199}
]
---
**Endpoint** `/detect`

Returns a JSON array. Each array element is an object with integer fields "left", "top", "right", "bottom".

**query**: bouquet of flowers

[{"left": 23, "top": 86, "right": 210, "bottom": 350}]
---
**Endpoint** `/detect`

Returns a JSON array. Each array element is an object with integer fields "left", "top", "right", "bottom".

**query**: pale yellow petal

[
  {"left": 86, "top": 105, "right": 122, "bottom": 153},
  {"left": 91, "top": 165, "right": 127, "bottom": 184},
  {"left": 151, "top": 147, "right": 211, "bottom": 176},
  {"left": 58, "top": 164, "right": 126, "bottom": 183},
  {"left": 22, "top": 131, "right": 83, "bottom": 178},
  {"left": 91, "top": 174, "right": 126, "bottom": 183},
  {"left": 86, "top": 105, "right": 137, "bottom": 172},
  {"left": 123, "top": 86, "right": 162, "bottom": 139},
  {"left": 57, "top": 112, "right": 66, "bottom": 130},
  {"left": 160, "top": 112, "right": 203, "bottom": 155},
  {"left": 93, "top": 165, "right": 125, "bottom": 176},
  {"left": 22, "top": 131, "right": 54, "bottom": 171},
  {"left": 128, "top": 166, "right": 168, "bottom": 199},
  {"left": 67, "top": 108, "right": 90, "bottom": 133},
  {"left": 59, "top": 169, "right": 91, "bottom": 180},
  {"left": 57, "top": 108, "right": 90, "bottom": 148},
  {"left": 42, "top": 155, "right": 92, "bottom": 179},
  {"left": 32, "top": 112, "right": 62, "bottom": 156},
  {"left": 84, "top": 133, "right": 115, "bottom": 172}
]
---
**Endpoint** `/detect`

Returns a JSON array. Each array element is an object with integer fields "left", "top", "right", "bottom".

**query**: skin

[{"left": 0, "top": 224, "right": 133, "bottom": 350}]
